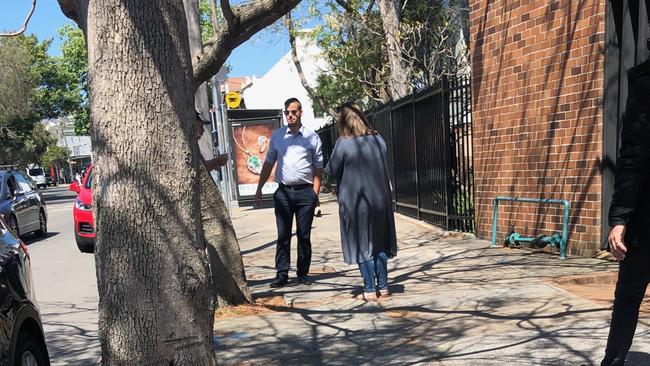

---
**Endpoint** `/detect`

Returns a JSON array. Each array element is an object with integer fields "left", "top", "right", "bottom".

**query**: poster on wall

[{"left": 227, "top": 110, "right": 283, "bottom": 204}]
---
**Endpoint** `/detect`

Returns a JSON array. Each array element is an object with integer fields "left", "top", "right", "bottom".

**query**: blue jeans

[{"left": 358, "top": 252, "right": 388, "bottom": 293}]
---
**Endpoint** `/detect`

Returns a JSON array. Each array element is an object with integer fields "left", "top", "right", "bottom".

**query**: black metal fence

[{"left": 318, "top": 75, "right": 475, "bottom": 232}]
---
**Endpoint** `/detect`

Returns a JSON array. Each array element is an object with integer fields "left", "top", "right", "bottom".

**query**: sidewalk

[{"left": 214, "top": 197, "right": 650, "bottom": 366}]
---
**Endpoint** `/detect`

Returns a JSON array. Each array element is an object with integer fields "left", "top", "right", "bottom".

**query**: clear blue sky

[{"left": 0, "top": 1, "right": 312, "bottom": 77}]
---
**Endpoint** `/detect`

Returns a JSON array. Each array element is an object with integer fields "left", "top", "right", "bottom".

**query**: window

[
  {"left": 14, "top": 173, "right": 33, "bottom": 193},
  {"left": 5, "top": 176, "right": 17, "bottom": 196},
  {"left": 28, "top": 168, "right": 44, "bottom": 176},
  {"left": 84, "top": 168, "right": 93, "bottom": 189}
]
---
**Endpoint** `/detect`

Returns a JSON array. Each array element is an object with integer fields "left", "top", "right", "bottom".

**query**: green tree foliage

[
  {"left": 0, "top": 37, "right": 35, "bottom": 122},
  {"left": 199, "top": 0, "right": 215, "bottom": 43},
  {"left": 309, "top": 0, "right": 469, "bottom": 110},
  {"left": 41, "top": 145, "right": 69, "bottom": 169},
  {"left": 0, "top": 35, "right": 55, "bottom": 165},
  {"left": 0, "top": 26, "right": 89, "bottom": 166},
  {"left": 53, "top": 24, "right": 89, "bottom": 135}
]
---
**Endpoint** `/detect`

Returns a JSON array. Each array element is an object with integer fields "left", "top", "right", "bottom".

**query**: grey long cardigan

[{"left": 325, "top": 134, "right": 397, "bottom": 264}]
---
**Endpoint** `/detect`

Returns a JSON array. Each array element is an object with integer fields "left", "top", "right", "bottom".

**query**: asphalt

[{"left": 214, "top": 195, "right": 650, "bottom": 366}]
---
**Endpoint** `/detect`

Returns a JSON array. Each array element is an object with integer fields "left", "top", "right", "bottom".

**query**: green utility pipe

[{"left": 491, "top": 196, "right": 570, "bottom": 259}]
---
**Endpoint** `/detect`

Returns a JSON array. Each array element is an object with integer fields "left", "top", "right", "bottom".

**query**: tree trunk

[
  {"left": 56, "top": 0, "right": 303, "bottom": 363},
  {"left": 184, "top": 0, "right": 213, "bottom": 159},
  {"left": 185, "top": 0, "right": 253, "bottom": 307},
  {"left": 287, "top": 13, "right": 338, "bottom": 121},
  {"left": 85, "top": 1, "right": 215, "bottom": 364},
  {"left": 199, "top": 163, "right": 253, "bottom": 307},
  {"left": 378, "top": 0, "right": 411, "bottom": 99}
]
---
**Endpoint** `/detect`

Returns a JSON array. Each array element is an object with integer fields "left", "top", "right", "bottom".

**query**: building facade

[
  {"left": 470, "top": 1, "right": 649, "bottom": 256},
  {"left": 239, "top": 32, "right": 329, "bottom": 131},
  {"left": 42, "top": 116, "right": 92, "bottom": 181}
]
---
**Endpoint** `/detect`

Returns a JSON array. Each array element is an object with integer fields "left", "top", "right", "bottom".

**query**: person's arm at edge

[
  {"left": 203, "top": 154, "right": 228, "bottom": 171},
  {"left": 608, "top": 73, "right": 650, "bottom": 260},
  {"left": 313, "top": 168, "right": 323, "bottom": 195},
  {"left": 254, "top": 162, "right": 274, "bottom": 207},
  {"left": 313, "top": 133, "right": 324, "bottom": 196}
]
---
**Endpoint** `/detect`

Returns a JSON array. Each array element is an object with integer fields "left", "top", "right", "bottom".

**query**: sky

[{"left": 0, "top": 1, "right": 305, "bottom": 78}]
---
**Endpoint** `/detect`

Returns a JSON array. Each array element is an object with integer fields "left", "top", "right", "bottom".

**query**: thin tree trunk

[
  {"left": 86, "top": 1, "right": 216, "bottom": 364},
  {"left": 378, "top": 0, "right": 411, "bottom": 99},
  {"left": 286, "top": 13, "right": 338, "bottom": 121},
  {"left": 199, "top": 163, "right": 253, "bottom": 307},
  {"left": 185, "top": 0, "right": 253, "bottom": 307},
  {"left": 184, "top": 0, "right": 213, "bottom": 159}
]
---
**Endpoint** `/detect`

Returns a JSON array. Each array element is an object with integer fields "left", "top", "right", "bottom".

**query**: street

[{"left": 26, "top": 185, "right": 101, "bottom": 365}]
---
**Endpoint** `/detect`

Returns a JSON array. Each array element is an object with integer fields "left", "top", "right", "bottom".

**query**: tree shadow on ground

[
  {"left": 39, "top": 300, "right": 101, "bottom": 365},
  {"left": 221, "top": 235, "right": 627, "bottom": 366}
]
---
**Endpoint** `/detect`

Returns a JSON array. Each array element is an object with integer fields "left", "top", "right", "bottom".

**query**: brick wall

[{"left": 470, "top": 0, "right": 605, "bottom": 257}]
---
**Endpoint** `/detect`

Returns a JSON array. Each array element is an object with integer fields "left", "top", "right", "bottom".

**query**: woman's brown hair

[{"left": 337, "top": 102, "right": 377, "bottom": 137}]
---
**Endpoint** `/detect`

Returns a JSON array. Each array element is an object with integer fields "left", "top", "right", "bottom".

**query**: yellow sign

[{"left": 225, "top": 91, "right": 241, "bottom": 109}]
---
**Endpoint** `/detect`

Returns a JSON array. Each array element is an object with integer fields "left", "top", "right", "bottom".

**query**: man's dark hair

[{"left": 284, "top": 97, "right": 302, "bottom": 110}]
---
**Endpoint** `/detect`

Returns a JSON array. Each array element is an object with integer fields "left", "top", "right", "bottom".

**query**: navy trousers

[
  {"left": 601, "top": 246, "right": 650, "bottom": 366},
  {"left": 274, "top": 185, "right": 318, "bottom": 278}
]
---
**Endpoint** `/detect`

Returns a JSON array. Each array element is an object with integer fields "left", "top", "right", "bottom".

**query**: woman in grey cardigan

[{"left": 325, "top": 103, "right": 397, "bottom": 301}]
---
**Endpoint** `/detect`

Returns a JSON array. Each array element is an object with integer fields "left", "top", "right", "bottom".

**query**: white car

[{"left": 26, "top": 165, "right": 47, "bottom": 190}]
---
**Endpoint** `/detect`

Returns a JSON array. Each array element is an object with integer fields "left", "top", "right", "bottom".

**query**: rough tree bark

[
  {"left": 74, "top": 1, "right": 214, "bottom": 364},
  {"left": 199, "top": 163, "right": 253, "bottom": 307},
  {"left": 377, "top": 0, "right": 411, "bottom": 99},
  {"left": 185, "top": 0, "right": 252, "bottom": 307},
  {"left": 57, "top": 0, "right": 302, "bottom": 363}
]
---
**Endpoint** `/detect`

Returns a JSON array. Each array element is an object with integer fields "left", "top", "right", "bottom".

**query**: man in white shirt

[{"left": 255, "top": 98, "right": 323, "bottom": 288}]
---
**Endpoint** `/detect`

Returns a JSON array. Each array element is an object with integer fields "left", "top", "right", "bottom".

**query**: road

[{"left": 26, "top": 185, "right": 101, "bottom": 365}]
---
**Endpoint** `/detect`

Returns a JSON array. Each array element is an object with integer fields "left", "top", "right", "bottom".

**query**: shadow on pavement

[
  {"left": 40, "top": 300, "right": 101, "bottom": 365},
  {"left": 23, "top": 232, "right": 59, "bottom": 245},
  {"left": 626, "top": 352, "right": 650, "bottom": 365}
]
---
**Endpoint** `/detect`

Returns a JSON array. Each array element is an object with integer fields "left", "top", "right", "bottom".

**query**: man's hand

[
  {"left": 255, "top": 189, "right": 263, "bottom": 207},
  {"left": 215, "top": 153, "right": 228, "bottom": 167},
  {"left": 608, "top": 224, "right": 627, "bottom": 261},
  {"left": 203, "top": 154, "right": 229, "bottom": 171}
]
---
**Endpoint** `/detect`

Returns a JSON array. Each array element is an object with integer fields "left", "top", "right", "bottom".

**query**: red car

[{"left": 69, "top": 166, "right": 94, "bottom": 253}]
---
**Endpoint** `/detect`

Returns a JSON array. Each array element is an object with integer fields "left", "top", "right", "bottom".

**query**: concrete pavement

[
  {"left": 214, "top": 195, "right": 650, "bottom": 365},
  {"left": 28, "top": 185, "right": 101, "bottom": 365}
]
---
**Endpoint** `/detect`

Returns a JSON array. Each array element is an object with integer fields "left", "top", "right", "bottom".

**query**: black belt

[{"left": 280, "top": 183, "right": 313, "bottom": 191}]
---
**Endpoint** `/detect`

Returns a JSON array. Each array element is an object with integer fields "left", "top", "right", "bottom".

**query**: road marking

[{"left": 47, "top": 207, "right": 72, "bottom": 212}]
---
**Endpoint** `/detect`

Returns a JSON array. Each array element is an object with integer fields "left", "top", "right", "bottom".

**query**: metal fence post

[{"left": 443, "top": 76, "right": 453, "bottom": 230}]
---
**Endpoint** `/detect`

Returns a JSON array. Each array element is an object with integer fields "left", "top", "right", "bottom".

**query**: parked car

[
  {"left": 0, "top": 214, "right": 50, "bottom": 365},
  {"left": 70, "top": 165, "right": 93, "bottom": 253},
  {"left": 0, "top": 168, "right": 48, "bottom": 239},
  {"left": 44, "top": 174, "right": 56, "bottom": 187},
  {"left": 26, "top": 164, "right": 47, "bottom": 190}
]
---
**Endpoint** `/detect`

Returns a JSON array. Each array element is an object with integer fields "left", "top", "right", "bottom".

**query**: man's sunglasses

[{"left": 283, "top": 110, "right": 300, "bottom": 116}]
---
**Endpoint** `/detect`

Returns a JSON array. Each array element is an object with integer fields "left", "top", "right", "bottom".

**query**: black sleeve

[{"left": 608, "top": 74, "right": 650, "bottom": 227}]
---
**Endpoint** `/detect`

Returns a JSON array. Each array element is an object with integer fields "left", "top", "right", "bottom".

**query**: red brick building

[{"left": 470, "top": 1, "right": 649, "bottom": 256}]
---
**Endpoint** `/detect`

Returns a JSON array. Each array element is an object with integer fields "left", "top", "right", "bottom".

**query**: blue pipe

[{"left": 490, "top": 196, "right": 570, "bottom": 259}]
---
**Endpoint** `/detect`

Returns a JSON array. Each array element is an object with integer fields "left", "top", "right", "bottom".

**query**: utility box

[{"left": 226, "top": 109, "right": 282, "bottom": 206}]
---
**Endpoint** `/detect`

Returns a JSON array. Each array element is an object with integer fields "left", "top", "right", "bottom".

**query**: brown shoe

[
  {"left": 379, "top": 289, "right": 391, "bottom": 298},
  {"left": 354, "top": 292, "right": 378, "bottom": 301}
]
